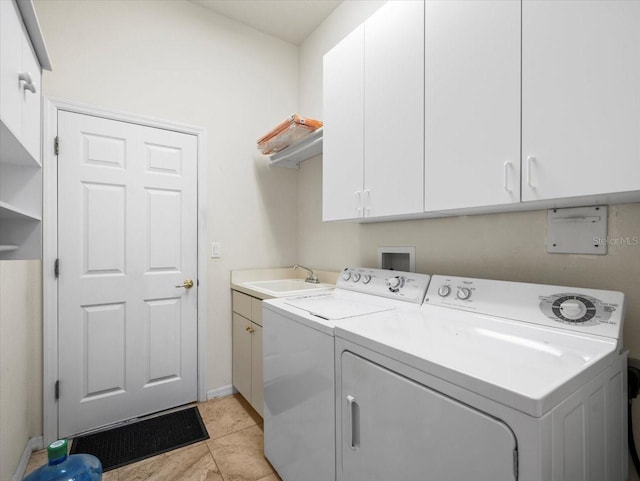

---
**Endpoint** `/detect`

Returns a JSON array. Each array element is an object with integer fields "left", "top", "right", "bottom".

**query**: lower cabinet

[{"left": 232, "top": 291, "right": 264, "bottom": 416}]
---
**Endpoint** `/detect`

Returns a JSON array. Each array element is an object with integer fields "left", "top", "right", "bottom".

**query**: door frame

[{"left": 42, "top": 97, "right": 208, "bottom": 444}]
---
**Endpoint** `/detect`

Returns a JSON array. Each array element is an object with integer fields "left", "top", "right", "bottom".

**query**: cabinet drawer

[
  {"left": 232, "top": 291, "right": 253, "bottom": 319},
  {"left": 251, "top": 298, "right": 262, "bottom": 326}
]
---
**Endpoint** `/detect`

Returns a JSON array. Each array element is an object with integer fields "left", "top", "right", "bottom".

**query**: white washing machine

[
  {"left": 334, "top": 275, "right": 627, "bottom": 481},
  {"left": 262, "top": 267, "right": 431, "bottom": 481}
]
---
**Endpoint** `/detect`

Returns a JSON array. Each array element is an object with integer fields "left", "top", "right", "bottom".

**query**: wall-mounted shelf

[
  {"left": 269, "top": 128, "right": 323, "bottom": 168},
  {"left": 0, "top": 201, "right": 41, "bottom": 221},
  {"left": 0, "top": 121, "right": 41, "bottom": 168}
]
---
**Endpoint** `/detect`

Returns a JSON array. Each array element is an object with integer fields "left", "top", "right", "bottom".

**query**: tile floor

[{"left": 24, "top": 395, "right": 283, "bottom": 481}]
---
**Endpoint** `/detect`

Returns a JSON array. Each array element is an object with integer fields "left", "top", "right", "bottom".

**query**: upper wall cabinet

[
  {"left": 323, "top": 25, "right": 365, "bottom": 222},
  {"left": 0, "top": 0, "right": 51, "bottom": 259},
  {"left": 323, "top": 0, "right": 640, "bottom": 223},
  {"left": 323, "top": 1, "right": 424, "bottom": 221},
  {"left": 522, "top": 0, "right": 640, "bottom": 203},
  {"left": 363, "top": 0, "right": 424, "bottom": 218},
  {"left": 424, "top": 0, "right": 521, "bottom": 212}
]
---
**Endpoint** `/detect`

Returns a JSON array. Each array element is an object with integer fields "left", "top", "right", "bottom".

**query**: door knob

[{"left": 175, "top": 279, "right": 194, "bottom": 288}]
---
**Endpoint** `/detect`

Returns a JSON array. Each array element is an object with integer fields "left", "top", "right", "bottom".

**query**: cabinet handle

[
  {"left": 503, "top": 161, "right": 512, "bottom": 193},
  {"left": 363, "top": 190, "right": 371, "bottom": 216},
  {"left": 245, "top": 325, "right": 255, "bottom": 333},
  {"left": 347, "top": 394, "right": 359, "bottom": 450},
  {"left": 18, "top": 72, "right": 36, "bottom": 94},
  {"left": 527, "top": 155, "right": 536, "bottom": 189},
  {"left": 354, "top": 191, "right": 362, "bottom": 215}
]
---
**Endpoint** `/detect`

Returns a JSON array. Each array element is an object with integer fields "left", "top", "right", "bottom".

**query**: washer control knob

[
  {"left": 437, "top": 285, "right": 451, "bottom": 297},
  {"left": 341, "top": 271, "right": 351, "bottom": 281},
  {"left": 559, "top": 299, "right": 586, "bottom": 320},
  {"left": 352, "top": 273, "right": 361, "bottom": 282},
  {"left": 386, "top": 276, "right": 402, "bottom": 292},
  {"left": 362, "top": 274, "right": 372, "bottom": 284},
  {"left": 457, "top": 287, "right": 471, "bottom": 300}
]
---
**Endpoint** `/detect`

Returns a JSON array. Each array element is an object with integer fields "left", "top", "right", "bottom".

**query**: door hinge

[
  {"left": 513, "top": 449, "right": 519, "bottom": 478},
  {"left": 54, "top": 136, "right": 59, "bottom": 155},
  {"left": 54, "top": 258, "right": 59, "bottom": 278},
  {"left": 55, "top": 380, "right": 60, "bottom": 401}
]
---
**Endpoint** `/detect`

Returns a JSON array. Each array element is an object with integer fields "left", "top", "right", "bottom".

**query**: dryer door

[{"left": 340, "top": 351, "right": 517, "bottom": 481}]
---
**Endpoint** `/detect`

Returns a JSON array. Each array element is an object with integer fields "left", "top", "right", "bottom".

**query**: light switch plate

[
  {"left": 547, "top": 206, "right": 607, "bottom": 255},
  {"left": 211, "top": 242, "right": 221, "bottom": 258}
]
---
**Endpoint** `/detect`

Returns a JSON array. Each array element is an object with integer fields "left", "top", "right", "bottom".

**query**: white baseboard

[
  {"left": 207, "top": 384, "right": 237, "bottom": 400},
  {"left": 12, "top": 436, "right": 43, "bottom": 481}
]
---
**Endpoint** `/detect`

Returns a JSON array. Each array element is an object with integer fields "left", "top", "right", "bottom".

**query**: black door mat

[{"left": 70, "top": 406, "right": 209, "bottom": 472}]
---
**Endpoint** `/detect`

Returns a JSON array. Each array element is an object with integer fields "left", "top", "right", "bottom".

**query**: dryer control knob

[
  {"left": 437, "top": 285, "right": 451, "bottom": 297},
  {"left": 362, "top": 274, "right": 372, "bottom": 284},
  {"left": 352, "top": 273, "right": 361, "bottom": 282},
  {"left": 457, "top": 287, "right": 471, "bottom": 300},
  {"left": 342, "top": 271, "right": 351, "bottom": 281},
  {"left": 559, "top": 299, "right": 587, "bottom": 320}
]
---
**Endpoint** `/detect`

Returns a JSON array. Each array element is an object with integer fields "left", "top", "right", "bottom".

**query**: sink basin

[{"left": 242, "top": 279, "right": 333, "bottom": 296}]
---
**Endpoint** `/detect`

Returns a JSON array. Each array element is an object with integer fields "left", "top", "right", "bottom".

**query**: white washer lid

[{"left": 285, "top": 294, "right": 395, "bottom": 320}]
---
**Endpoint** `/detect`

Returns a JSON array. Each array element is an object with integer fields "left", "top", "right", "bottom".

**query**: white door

[
  {"left": 522, "top": 0, "right": 640, "bottom": 201},
  {"left": 425, "top": 0, "right": 521, "bottom": 212},
  {"left": 57, "top": 111, "right": 198, "bottom": 437},
  {"left": 322, "top": 25, "right": 365, "bottom": 222},
  {"left": 364, "top": 0, "right": 424, "bottom": 218},
  {"left": 340, "top": 352, "right": 517, "bottom": 481}
]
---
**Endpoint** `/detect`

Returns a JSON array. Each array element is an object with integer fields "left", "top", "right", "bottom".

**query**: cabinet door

[
  {"left": 0, "top": 0, "right": 24, "bottom": 138},
  {"left": 232, "top": 313, "right": 252, "bottom": 402},
  {"left": 323, "top": 25, "right": 365, "bottom": 221},
  {"left": 425, "top": 1, "right": 521, "bottom": 212},
  {"left": 340, "top": 352, "right": 517, "bottom": 481},
  {"left": 522, "top": 1, "right": 640, "bottom": 201},
  {"left": 20, "top": 41, "right": 41, "bottom": 163},
  {"left": 250, "top": 322, "right": 263, "bottom": 417},
  {"left": 363, "top": 0, "right": 424, "bottom": 218}
]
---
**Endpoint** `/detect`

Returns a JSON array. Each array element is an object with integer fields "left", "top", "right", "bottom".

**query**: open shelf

[
  {"left": 268, "top": 128, "right": 323, "bottom": 168},
  {"left": 0, "top": 201, "right": 41, "bottom": 221},
  {"left": 0, "top": 120, "right": 41, "bottom": 168}
]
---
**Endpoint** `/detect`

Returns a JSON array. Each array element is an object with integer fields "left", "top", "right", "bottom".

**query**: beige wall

[
  {"left": 34, "top": 0, "right": 300, "bottom": 398},
  {"left": 298, "top": 3, "right": 640, "bottom": 478},
  {"left": 0, "top": 260, "right": 42, "bottom": 480}
]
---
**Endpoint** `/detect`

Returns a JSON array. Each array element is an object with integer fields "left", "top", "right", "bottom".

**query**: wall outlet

[{"left": 211, "top": 242, "right": 221, "bottom": 258}]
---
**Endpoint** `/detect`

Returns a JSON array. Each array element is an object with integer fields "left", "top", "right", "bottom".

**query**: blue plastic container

[{"left": 24, "top": 439, "right": 102, "bottom": 481}]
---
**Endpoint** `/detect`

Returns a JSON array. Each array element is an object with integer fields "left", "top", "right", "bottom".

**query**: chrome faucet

[{"left": 293, "top": 264, "right": 320, "bottom": 284}]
